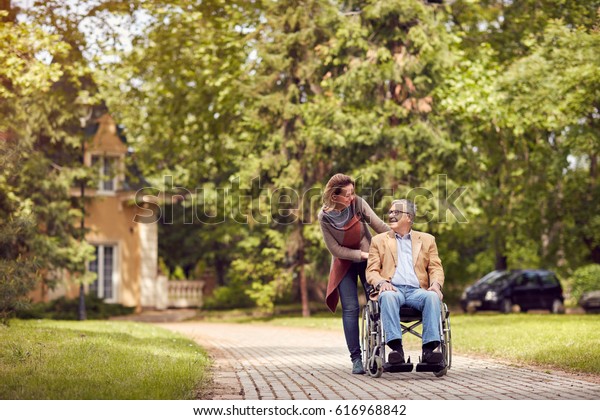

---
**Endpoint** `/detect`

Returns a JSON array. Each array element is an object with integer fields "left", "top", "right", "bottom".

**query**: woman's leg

[
  {"left": 356, "top": 260, "right": 368, "bottom": 295},
  {"left": 337, "top": 263, "right": 363, "bottom": 362}
]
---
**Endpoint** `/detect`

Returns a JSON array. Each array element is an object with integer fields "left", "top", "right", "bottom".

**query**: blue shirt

[{"left": 390, "top": 231, "right": 420, "bottom": 288}]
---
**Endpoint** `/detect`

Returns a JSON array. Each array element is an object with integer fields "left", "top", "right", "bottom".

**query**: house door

[{"left": 88, "top": 244, "right": 118, "bottom": 302}]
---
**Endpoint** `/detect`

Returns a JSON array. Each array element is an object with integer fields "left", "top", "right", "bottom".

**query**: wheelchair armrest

[{"left": 364, "top": 284, "right": 380, "bottom": 301}]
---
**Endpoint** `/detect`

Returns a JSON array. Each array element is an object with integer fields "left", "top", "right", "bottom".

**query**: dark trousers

[{"left": 337, "top": 260, "right": 367, "bottom": 361}]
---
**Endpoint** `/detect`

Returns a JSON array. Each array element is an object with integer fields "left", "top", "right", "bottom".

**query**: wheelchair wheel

[
  {"left": 362, "top": 301, "right": 384, "bottom": 378},
  {"left": 368, "top": 350, "right": 384, "bottom": 378},
  {"left": 361, "top": 305, "right": 369, "bottom": 372},
  {"left": 434, "top": 303, "right": 452, "bottom": 378}
]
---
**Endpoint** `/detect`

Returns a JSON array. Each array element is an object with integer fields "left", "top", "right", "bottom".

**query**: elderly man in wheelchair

[{"left": 364, "top": 199, "right": 450, "bottom": 377}]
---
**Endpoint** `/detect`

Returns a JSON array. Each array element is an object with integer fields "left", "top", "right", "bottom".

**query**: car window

[
  {"left": 540, "top": 273, "right": 558, "bottom": 286},
  {"left": 516, "top": 273, "right": 540, "bottom": 287},
  {"left": 482, "top": 272, "right": 510, "bottom": 286},
  {"left": 477, "top": 270, "right": 509, "bottom": 285}
]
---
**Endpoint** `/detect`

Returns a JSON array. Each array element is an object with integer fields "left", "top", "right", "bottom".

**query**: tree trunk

[
  {"left": 214, "top": 253, "right": 227, "bottom": 287},
  {"left": 589, "top": 152, "right": 597, "bottom": 188},
  {"left": 495, "top": 252, "right": 507, "bottom": 270},
  {"left": 297, "top": 223, "right": 310, "bottom": 317},
  {"left": 495, "top": 236, "right": 508, "bottom": 270},
  {"left": 1, "top": 1, "right": 17, "bottom": 24}
]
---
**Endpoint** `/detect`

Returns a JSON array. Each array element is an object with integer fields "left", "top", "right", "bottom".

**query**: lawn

[
  {"left": 208, "top": 310, "right": 600, "bottom": 375},
  {"left": 449, "top": 313, "right": 600, "bottom": 374},
  {"left": 0, "top": 320, "right": 210, "bottom": 399}
]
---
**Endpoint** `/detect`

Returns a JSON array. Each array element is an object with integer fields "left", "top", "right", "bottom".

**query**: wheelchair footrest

[
  {"left": 383, "top": 363, "right": 414, "bottom": 373},
  {"left": 415, "top": 362, "right": 445, "bottom": 373}
]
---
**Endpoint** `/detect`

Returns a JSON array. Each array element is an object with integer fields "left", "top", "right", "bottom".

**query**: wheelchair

[{"left": 361, "top": 287, "right": 452, "bottom": 378}]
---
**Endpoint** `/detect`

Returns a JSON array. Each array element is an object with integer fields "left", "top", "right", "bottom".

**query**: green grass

[
  {"left": 449, "top": 313, "right": 600, "bottom": 374},
  {"left": 205, "top": 310, "right": 600, "bottom": 375},
  {"left": 0, "top": 320, "right": 210, "bottom": 399}
]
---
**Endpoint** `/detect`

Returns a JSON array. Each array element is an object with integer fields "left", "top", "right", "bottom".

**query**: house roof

[
  {"left": 88, "top": 114, "right": 128, "bottom": 155},
  {"left": 86, "top": 112, "right": 150, "bottom": 192}
]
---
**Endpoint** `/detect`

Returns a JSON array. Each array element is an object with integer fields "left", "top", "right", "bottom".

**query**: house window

[
  {"left": 88, "top": 245, "right": 118, "bottom": 301},
  {"left": 91, "top": 155, "right": 119, "bottom": 192}
]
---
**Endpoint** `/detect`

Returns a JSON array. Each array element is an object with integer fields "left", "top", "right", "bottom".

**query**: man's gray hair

[{"left": 391, "top": 199, "right": 416, "bottom": 224}]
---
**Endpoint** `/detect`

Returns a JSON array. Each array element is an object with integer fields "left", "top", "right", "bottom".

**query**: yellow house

[
  {"left": 31, "top": 113, "right": 165, "bottom": 311},
  {"left": 32, "top": 112, "right": 205, "bottom": 311},
  {"left": 81, "top": 113, "right": 164, "bottom": 311}
]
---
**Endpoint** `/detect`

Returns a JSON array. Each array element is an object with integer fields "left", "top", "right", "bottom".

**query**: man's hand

[
  {"left": 361, "top": 251, "right": 369, "bottom": 260},
  {"left": 378, "top": 281, "right": 396, "bottom": 293},
  {"left": 428, "top": 282, "right": 443, "bottom": 301}
]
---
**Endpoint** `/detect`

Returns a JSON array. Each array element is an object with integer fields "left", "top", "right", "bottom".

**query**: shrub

[
  {"left": 569, "top": 264, "right": 600, "bottom": 302},
  {"left": 0, "top": 258, "right": 38, "bottom": 324},
  {"left": 15, "top": 295, "right": 135, "bottom": 320},
  {"left": 203, "top": 282, "right": 254, "bottom": 310},
  {"left": 171, "top": 266, "right": 186, "bottom": 280},
  {"left": 14, "top": 302, "right": 47, "bottom": 320}
]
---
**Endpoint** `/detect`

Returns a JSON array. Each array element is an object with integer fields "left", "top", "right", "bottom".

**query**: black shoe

[
  {"left": 388, "top": 349, "right": 405, "bottom": 365},
  {"left": 422, "top": 348, "right": 443, "bottom": 364}
]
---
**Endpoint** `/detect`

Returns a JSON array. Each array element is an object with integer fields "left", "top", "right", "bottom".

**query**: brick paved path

[{"left": 160, "top": 322, "right": 600, "bottom": 400}]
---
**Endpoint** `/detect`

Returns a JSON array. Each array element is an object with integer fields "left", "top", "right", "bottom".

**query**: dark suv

[{"left": 460, "top": 269, "right": 565, "bottom": 314}]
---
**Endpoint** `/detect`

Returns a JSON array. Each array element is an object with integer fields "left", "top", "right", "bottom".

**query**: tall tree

[
  {"left": 331, "top": 0, "right": 471, "bottom": 296},
  {"left": 439, "top": 0, "right": 600, "bottom": 278},
  {"left": 449, "top": 0, "right": 600, "bottom": 63},
  {"left": 237, "top": 0, "right": 344, "bottom": 316},
  {"left": 96, "top": 0, "right": 464, "bottom": 309},
  {"left": 96, "top": 0, "right": 262, "bottom": 287},
  {"left": 330, "top": 0, "right": 456, "bottom": 202},
  {"left": 91, "top": 0, "right": 600, "bottom": 308},
  {"left": 500, "top": 21, "right": 600, "bottom": 267},
  {"left": 0, "top": 0, "right": 96, "bottom": 321}
]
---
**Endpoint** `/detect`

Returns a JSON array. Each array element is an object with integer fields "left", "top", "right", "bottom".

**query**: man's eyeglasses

[{"left": 388, "top": 210, "right": 410, "bottom": 217}]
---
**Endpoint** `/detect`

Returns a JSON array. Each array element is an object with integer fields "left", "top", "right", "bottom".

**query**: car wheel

[
  {"left": 500, "top": 298, "right": 512, "bottom": 314},
  {"left": 551, "top": 299, "right": 565, "bottom": 314}
]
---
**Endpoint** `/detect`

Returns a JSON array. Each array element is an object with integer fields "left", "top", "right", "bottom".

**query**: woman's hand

[{"left": 361, "top": 251, "right": 369, "bottom": 260}]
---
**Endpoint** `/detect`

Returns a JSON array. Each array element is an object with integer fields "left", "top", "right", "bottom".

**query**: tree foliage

[
  {"left": 0, "top": 3, "right": 96, "bottom": 322},
  {"left": 438, "top": 1, "right": 600, "bottom": 283},
  {"left": 569, "top": 264, "right": 600, "bottom": 302},
  {"left": 3, "top": 0, "right": 599, "bottom": 314},
  {"left": 97, "top": 0, "right": 600, "bottom": 306}
]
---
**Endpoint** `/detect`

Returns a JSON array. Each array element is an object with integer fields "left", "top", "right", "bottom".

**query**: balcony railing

[{"left": 167, "top": 280, "right": 205, "bottom": 308}]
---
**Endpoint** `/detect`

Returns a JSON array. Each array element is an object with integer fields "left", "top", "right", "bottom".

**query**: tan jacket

[{"left": 366, "top": 230, "right": 444, "bottom": 294}]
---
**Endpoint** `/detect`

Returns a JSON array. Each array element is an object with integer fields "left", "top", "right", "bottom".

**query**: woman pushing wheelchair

[
  {"left": 366, "top": 199, "right": 446, "bottom": 368},
  {"left": 318, "top": 174, "right": 390, "bottom": 374}
]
